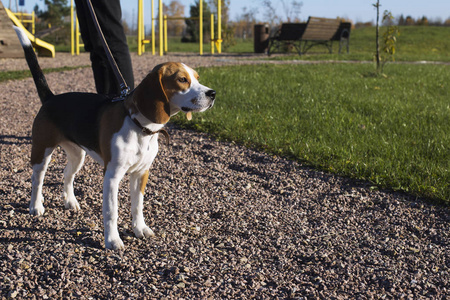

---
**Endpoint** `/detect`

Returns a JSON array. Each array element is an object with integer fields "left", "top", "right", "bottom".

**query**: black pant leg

[{"left": 74, "top": 0, "right": 134, "bottom": 95}]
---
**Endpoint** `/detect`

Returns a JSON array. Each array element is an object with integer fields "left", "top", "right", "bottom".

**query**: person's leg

[
  {"left": 96, "top": 0, "right": 134, "bottom": 92},
  {"left": 74, "top": 0, "right": 134, "bottom": 95},
  {"left": 74, "top": 0, "right": 111, "bottom": 94},
  {"left": 89, "top": 51, "right": 116, "bottom": 95}
]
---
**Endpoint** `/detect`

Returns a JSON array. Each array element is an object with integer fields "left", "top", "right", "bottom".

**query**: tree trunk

[{"left": 375, "top": 1, "right": 380, "bottom": 72}]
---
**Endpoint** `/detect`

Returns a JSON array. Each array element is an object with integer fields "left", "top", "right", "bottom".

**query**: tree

[
  {"left": 260, "top": 0, "right": 280, "bottom": 27},
  {"left": 207, "top": 0, "right": 235, "bottom": 51},
  {"left": 208, "top": 0, "right": 230, "bottom": 24},
  {"left": 397, "top": 14, "right": 405, "bottom": 26},
  {"left": 259, "top": 0, "right": 302, "bottom": 25},
  {"left": 280, "top": 0, "right": 302, "bottom": 23},
  {"left": 35, "top": 0, "right": 70, "bottom": 27},
  {"left": 417, "top": 16, "right": 429, "bottom": 26},
  {"left": 405, "top": 16, "right": 414, "bottom": 26},
  {"left": 373, "top": 0, "right": 381, "bottom": 73},
  {"left": 122, "top": 19, "right": 131, "bottom": 35},
  {"left": 373, "top": 5, "right": 399, "bottom": 75},
  {"left": 233, "top": 6, "right": 257, "bottom": 39},
  {"left": 164, "top": 0, "right": 185, "bottom": 36},
  {"left": 380, "top": 10, "right": 399, "bottom": 72},
  {"left": 184, "top": 0, "right": 211, "bottom": 43}
]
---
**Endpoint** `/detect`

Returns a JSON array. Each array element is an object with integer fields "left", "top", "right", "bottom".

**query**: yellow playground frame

[
  {"left": 70, "top": 0, "right": 222, "bottom": 56},
  {"left": 5, "top": 7, "right": 55, "bottom": 57},
  {"left": 139, "top": 0, "right": 222, "bottom": 56}
]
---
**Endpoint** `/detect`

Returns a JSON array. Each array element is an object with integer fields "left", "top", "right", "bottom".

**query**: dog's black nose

[{"left": 206, "top": 90, "right": 216, "bottom": 100}]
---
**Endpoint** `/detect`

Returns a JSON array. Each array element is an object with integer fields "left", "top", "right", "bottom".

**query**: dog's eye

[{"left": 178, "top": 77, "right": 188, "bottom": 83}]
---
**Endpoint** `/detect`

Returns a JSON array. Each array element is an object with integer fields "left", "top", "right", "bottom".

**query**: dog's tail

[{"left": 13, "top": 26, "right": 54, "bottom": 103}]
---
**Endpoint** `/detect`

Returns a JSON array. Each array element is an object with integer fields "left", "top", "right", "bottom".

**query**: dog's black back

[{"left": 41, "top": 92, "right": 120, "bottom": 152}]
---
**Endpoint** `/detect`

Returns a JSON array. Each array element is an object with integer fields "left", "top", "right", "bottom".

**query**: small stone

[
  {"left": 240, "top": 257, "right": 248, "bottom": 264},
  {"left": 176, "top": 274, "right": 186, "bottom": 282},
  {"left": 8, "top": 290, "right": 18, "bottom": 298},
  {"left": 204, "top": 280, "right": 212, "bottom": 287},
  {"left": 176, "top": 282, "right": 185, "bottom": 289}
]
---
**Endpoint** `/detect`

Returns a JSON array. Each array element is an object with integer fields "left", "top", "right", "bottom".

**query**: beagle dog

[{"left": 14, "top": 27, "right": 215, "bottom": 250}]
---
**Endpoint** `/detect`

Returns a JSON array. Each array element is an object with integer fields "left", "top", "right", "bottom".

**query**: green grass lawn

[
  {"left": 173, "top": 63, "right": 450, "bottom": 203},
  {"left": 265, "top": 26, "right": 450, "bottom": 62}
]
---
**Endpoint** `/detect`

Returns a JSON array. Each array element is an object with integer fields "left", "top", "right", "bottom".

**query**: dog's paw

[
  {"left": 63, "top": 192, "right": 81, "bottom": 211},
  {"left": 133, "top": 226, "right": 155, "bottom": 239},
  {"left": 105, "top": 237, "right": 125, "bottom": 250},
  {"left": 64, "top": 199, "right": 80, "bottom": 211},
  {"left": 30, "top": 204, "right": 45, "bottom": 216}
]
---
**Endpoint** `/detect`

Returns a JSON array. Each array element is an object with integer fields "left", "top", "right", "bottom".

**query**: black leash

[{"left": 85, "top": 0, "right": 130, "bottom": 99}]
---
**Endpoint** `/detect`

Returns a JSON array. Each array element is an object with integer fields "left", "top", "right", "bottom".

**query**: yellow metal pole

[
  {"left": 218, "top": 0, "right": 222, "bottom": 53},
  {"left": 137, "top": 0, "right": 143, "bottom": 55},
  {"left": 151, "top": 0, "right": 155, "bottom": 55},
  {"left": 159, "top": 0, "right": 163, "bottom": 56},
  {"left": 199, "top": 0, "right": 203, "bottom": 55},
  {"left": 70, "top": 0, "right": 74, "bottom": 55},
  {"left": 164, "top": 15, "right": 168, "bottom": 52},
  {"left": 142, "top": 0, "right": 146, "bottom": 53},
  {"left": 142, "top": 0, "right": 146, "bottom": 55},
  {"left": 138, "top": 0, "right": 143, "bottom": 55},
  {"left": 31, "top": 11, "right": 35, "bottom": 35},
  {"left": 210, "top": 14, "right": 214, "bottom": 54},
  {"left": 76, "top": 17, "right": 80, "bottom": 55}
]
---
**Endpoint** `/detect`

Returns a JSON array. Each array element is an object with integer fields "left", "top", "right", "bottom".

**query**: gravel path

[
  {"left": 0, "top": 52, "right": 278, "bottom": 72},
  {"left": 0, "top": 53, "right": 449, "bottom": 299}
]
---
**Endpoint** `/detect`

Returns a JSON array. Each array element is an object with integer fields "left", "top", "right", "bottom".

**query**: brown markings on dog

[
  {"left": 130, "top": 62, "right": 195, "bottom": 125},
  {"left": 159, "top": 63, "right": 194, "bottom": 99},
  {"left": 140, "top": 170, "right": 149, "bottom": 195},
  {"left": 132, "top": 65, "right": 171, "bottom": 124}
]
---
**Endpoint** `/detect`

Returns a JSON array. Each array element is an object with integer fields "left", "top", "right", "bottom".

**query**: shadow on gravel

[
  {"left": 0, "top": 222, "right": 104, "bottom": 249},
  {"left": 0, "top": 135, "right": 31, "bottom": 145}
]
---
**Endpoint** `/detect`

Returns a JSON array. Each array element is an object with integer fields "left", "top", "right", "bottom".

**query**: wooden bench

[{"left": 268, "top": 17, "right": 351, "bottom": 55}]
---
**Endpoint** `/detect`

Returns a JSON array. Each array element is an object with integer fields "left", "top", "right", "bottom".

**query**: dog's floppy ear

[{"left": 131, "top": 64, "right": 171, "bottom": 124}]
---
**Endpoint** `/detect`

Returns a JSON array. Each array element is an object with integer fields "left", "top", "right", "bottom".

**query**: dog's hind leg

[
  {"left": 30, "top": 147, "right": 54, "bottom": 216},
  {"left": 60, "top": 142, "right": 86, "bottom": 211},
  {"left": 130, "top": 170, "right": 155, "bottom": 239},
  {"left": 29, "top": 114, "right": 62, "bottom": 216}
]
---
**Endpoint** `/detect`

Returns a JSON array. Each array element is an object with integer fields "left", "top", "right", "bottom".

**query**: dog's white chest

[
  {"left": 128, "top": 134, "right": 159, "bottom": 173},
  {"left": 108, "top": 119, "right": 160, "bottom": 174}
]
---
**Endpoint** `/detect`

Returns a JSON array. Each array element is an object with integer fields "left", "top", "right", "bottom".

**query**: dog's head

[{"left": 130, "top": 62, "right": 215, "bottom": 124}]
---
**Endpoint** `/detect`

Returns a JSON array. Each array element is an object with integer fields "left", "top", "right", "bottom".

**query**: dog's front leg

[
  {"left": 103, "top": 168, "right": 126, "bottom": 250},
  {"left": 130, "top": 170, "right": 155, "bottom": 239}
]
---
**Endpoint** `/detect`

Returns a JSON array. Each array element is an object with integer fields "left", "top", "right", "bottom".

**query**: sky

[{"left": 14, "top": 0, "right": 450, "bottom": 28}]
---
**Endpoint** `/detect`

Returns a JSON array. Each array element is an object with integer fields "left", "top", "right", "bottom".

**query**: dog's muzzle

[{"left": 181, "top": 89, "right": 216, "bottom": 112}]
